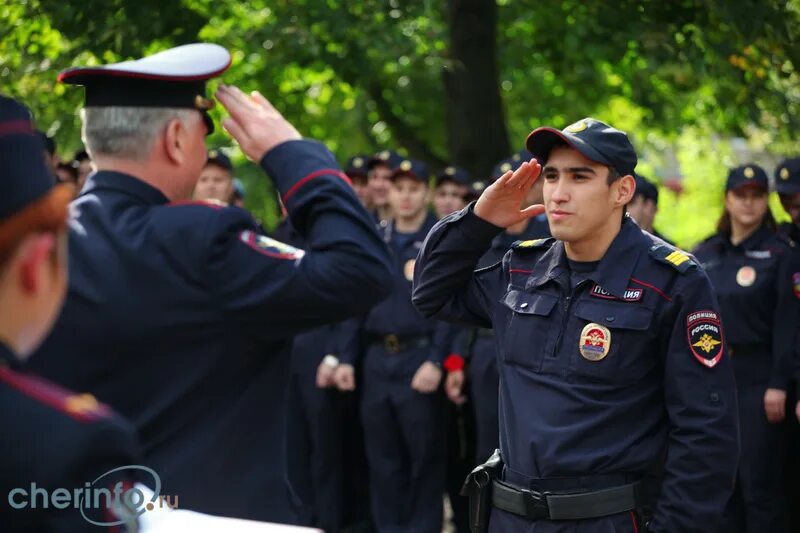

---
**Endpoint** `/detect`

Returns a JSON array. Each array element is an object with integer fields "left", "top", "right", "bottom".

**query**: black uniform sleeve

[
  {"left": 412, "top": 205, "right": 505, "bottom": 327},
  {"left": 205, "top": 140, "right": 392, "bottom": 340},
  {"left": 769, "top": 246, "right": 800, "bottom": 390},
  {"left": 649, "top": 269, "right": 739, "bottom": 532}
]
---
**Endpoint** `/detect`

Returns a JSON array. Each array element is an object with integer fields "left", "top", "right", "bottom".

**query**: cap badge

[
  {"left": 512, "top": 154, "right": 521, "bottom": 161},
  {"left": 194, "top": 95, "right": 215, "bottom": 110},
  {"left": 780, "top": 167, "right": 790, "bottom": 180},
  {"left": 379, "top": 150, "right": 390, "bottom": 160},
  {"left": 736, "top": 266, "right": 756, "bottom": 287},
  {"left": 579, "top": 323, "right": 611, "bottom": 361},
  {"left": 208, "top": 149, "right": 218, "bottom": 158},
  {"left": 566, "top": 120, "right": 588, "bottom": 133},
  {"left": 473, "top": 181, "right": 485, "bottom": 191},
  {"left": 445, "top": 166, "right": 456, "bottom": 175},
  {"left": 743, "top": 166, "right": 755, "bottom": 179},
  {"left": 400, "top": 160, "right": 412, "bottom": 171},
  {"left": 500, "top": 162, "right": 512, "bottom": 173},
  {"left": 353, "top": 157, "right": 364, "bottom": 167}
]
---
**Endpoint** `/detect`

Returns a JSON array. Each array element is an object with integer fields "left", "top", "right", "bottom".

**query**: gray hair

[{"left": 81, "top": 107, "right": 197, "bottom": 160}]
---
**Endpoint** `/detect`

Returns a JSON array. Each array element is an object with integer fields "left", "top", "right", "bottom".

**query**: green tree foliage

[{"left": 1, "top": 0, "right": 797, "bottom": 241}]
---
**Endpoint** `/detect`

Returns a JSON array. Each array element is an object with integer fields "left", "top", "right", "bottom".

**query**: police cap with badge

[
  {"left": 634, "top": 173, "right": 659, "bottom": 204},
  {"left": 58, "top": 43, "right": 231, "bottom": 135},
  {"left": 775, "top": 157, "right": 800, "bottom": 195},
  {"left": 0, "top": 94, "right": 72, "bottom": 258},
  {"left": 526, "top": 118, "right": 637, "bottom": 177},
  {"left": 491, "top": 149, "right": 533, "bottom": 181},
  {"left": 206, "top": 149, "right": 233, "bottom": 171},
  {"left": 436, "top": 165, "right": 471, "bottom": 188},
  {"left": 368, "top": 150, "right": 404, "bottom": 171},
  {"left": 726, "top": 164, "right": 768, "bottom": 192},
  {"left": 345, "top": 155, "right": 369, "bottom": 181},
  {"left": 391, "top": 158, "right": 429, "bottom": 183}
]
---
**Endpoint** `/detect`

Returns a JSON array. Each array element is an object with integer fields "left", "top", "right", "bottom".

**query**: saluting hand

[
  {"left": 764, "top": 388, "right": 786, "bottom": 423},
  {"left": 445, "top": 370, "right": 467, "bottom": 405},
  {"left": 411, "top": 361, "right": 443, "bottom": 394},
  {"left": 474, "top": 159, "right": 545, "bottom": 228},
  {"left": 215, "top": 84, "right": 301, "bottom": 162}
]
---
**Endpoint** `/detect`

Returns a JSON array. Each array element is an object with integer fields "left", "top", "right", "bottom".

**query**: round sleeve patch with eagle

[{"left": 686, "top": 310, "right": 724, "bottom": 368}]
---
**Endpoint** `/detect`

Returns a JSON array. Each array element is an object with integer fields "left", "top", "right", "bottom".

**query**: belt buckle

[
  {"left": 384, "top": 334, "right": 401, "bottom": 354},
  {"left": 525, "top": 489, "right": 550, "bottom": 520}
]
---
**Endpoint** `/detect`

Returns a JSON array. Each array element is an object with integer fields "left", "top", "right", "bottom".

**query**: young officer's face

[
  {"left": 433, "top": 181, "right": 467, "bottom": 218},
  {"left": 389, "top": 175, "right": 429, "bottom": 219},
  {"left": 194, "top": 164, "right": 234, "bottom": 203},
  {"left": 368, "top": 164, "right": 393, "bottom": 208},
  {"left": 725, "top": 186, "right": 769, "bottom": 228},
  {"left": 542, "top": 146, "right": 632, "bottom": 243}
]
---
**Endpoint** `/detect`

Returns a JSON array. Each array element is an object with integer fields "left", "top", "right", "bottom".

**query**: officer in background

[
  {"left": 273, "top": 215, "right": 344, "bottom": 532},
  {"left": 433, "top": 166, "right": 470, "bottom": 219},
  {"left": 193, "top": 149, "right": 235, "bottom": 204},
  {"left": 692, "top": 164, "right": 798, "bottom": 532},
  {"left": 413, "top": 118, "right": 738, "bottom": 532},
  {"left": 345, "top": 154, "right": 373, "bottom": 210},
  {"left": 367, "top": 150, "right": 403, "bottom": 223},
  {"left": 73, "top": 148, "right": 92, "bottom": 190},
  {"left": 628, "top": 173, "right": 672, "bottom": 243},
  {"left": 444, "top": 150, "right": 550, "bottom": 467},
  {"left": 335, "top": 159, "right": 449, "bottom": 533},
  {"left": 29, "top": 44, "right": 393, "bottom": 523},
  {"left": 0, "top": 94, "right": 141, "bottom": 531}
]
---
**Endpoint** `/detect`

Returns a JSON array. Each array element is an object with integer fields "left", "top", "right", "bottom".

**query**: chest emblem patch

[
  {"left": 687, "top": 310, "right": 724, "bottom": 368},
  {"left": 736, "top": 266, "right": 756, "bottom": 287},
  {"left": 579, "top": 323, "right": 611, "bottom": 361}
]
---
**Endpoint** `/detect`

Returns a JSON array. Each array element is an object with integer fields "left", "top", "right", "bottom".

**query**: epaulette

[
  {"left": 0, "top": 367, "right": 111, "bottom": 423},
  {"left": 649, "top": 243, "right": 696, "bottom": 273},
  {"left": 511, "top": 237, "right": 554, "bottom": 251}
]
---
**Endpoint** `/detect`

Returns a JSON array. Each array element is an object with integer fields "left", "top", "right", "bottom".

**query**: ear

[
  {"left": 615, "top": 174, "right": 636, "bottom": 207},
  {"left": 19, "top": 233, "right": 56, "bottom": 294},
  {"left": 163, "top": 118, "right": 185, "bottom": 166}
]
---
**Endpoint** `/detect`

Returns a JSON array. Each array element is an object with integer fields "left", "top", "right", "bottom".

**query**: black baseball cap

[
  {"left": 206, "top": 149, "right": 232, "bottom": 171},
  {"left": 726, "top": 164, "right": 768, "bottom": 192},
  {"left": 436, "top": 166, "right": 471, "bottom": 187},
  {"left": 775, "top": 158, "right": 800, "bottom": 195},
  {"left": 526, "top": 118, "right": 637, "bottom": 177},
  {"left": 345, "top": 155, "right": 369, "bottom": 178},
  {"left": 634, "top": 173, "right": 659, "bottom": 203},
  {"left": 391, "top": 158, "right": 429, "bottom": 183},
  {"left": 368, "top": 150, "right": 404, "bottom": 170}
]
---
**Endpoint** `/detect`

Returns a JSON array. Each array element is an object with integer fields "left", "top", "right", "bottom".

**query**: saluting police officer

[
  {"left": 413, "top": 118, "right": 739, "bottom": 532},
  {"left": 29, "top": 44, "right": 393, "bottom": 523},
  {"left": 0, "top": 94, "right": 141, "bottom": 531},
  {"left": 692, "top": 164, "right": 799, "bottom": 532}
]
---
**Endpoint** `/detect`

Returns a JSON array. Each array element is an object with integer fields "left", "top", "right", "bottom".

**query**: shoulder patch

[
  {"left": 649, "top": 244, "right": 696, "bottom": 273},
  {"left": 511, "top": 238, "right": 554, "bottom": 251},
  {"left": 239, "top": 230, "right": 305, "bottom": 260},
  {"left": 0, "top": 367, "right": 111, "bottom": 422}
]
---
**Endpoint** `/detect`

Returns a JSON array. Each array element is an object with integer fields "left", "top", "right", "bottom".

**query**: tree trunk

[{"left": 444, "top": 0, "right": 510, "bottom": 180}]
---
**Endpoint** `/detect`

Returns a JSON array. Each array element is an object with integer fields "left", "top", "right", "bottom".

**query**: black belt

[
  {"left": 366, "top": 333, "right": 431, "bottom": 354},
  {"left": 491, "top": 479, "right": 643, "bottom": 520}
]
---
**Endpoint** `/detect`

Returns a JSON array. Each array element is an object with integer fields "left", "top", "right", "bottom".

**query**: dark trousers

[
  {"left": 286, "top": 367, "right": 343, "bottom": 532},
  {"left": 469, "top": 335, "right": 500, "bottom": 463},
  {"left": 445, "top": 401, "right": 475, "bottom": 532},
  {"left": 488, "top": 507, "right": 640, "bottom": 532},
  {"left": 721, "top": 384, "right": 788, "bottom": 532},
  {"left": 361, "top": 347, "right": 445, "bottom": 533}
]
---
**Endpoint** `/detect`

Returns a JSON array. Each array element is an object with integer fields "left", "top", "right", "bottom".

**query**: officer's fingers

[
  {"left": 518, "top": 204, "right": 546, "bottom": 221},
  {"left": 492, "top": 170, "right": 514, "bottom": 189},
  {"left": 222, "top": 117, "right": 250, "bottom": 146},
  {"left": 506, "top": 162, "right": 532, "bottom": 189},
  {"left": 216, "top": 86, "right": 255, "bottom": 124},
  {"left": 250, "top": 90, "right": 279, "bottom": 114}
]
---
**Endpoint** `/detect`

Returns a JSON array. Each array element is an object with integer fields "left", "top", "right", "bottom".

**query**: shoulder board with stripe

[
  {"left": 649, "top": 244, "right": 696, "bottom": 273},
  {"left": 511, "top": 238, "right": 554, "bottom": 251}
]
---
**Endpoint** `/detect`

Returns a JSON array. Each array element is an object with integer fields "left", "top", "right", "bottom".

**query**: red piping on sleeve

[{"left": 282, "top": 169, "right": 352, "bottom": 202}]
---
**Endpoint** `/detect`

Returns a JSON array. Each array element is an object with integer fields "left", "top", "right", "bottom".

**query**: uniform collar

[
  {"left": 0, "top": 341, "right": 20, "bottom": 370},
  {"left": 529, "top": 216, "right": 645, "bottom": 298},
  {"left": 727, "top": 224, "right": 772, "bottom": 251},
  {"left": 81, "top": 170, "right": 170, "bottom": 205}
]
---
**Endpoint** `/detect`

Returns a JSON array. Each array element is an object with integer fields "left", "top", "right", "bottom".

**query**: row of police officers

[{"left": 1, "top": 42, "right": 799, "bottom": 533}]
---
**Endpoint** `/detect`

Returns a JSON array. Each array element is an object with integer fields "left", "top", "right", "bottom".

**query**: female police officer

[
  {"left": 693, "top": 165, "right": 799, "bottom": 532},
  {"left": 412, "top": 118, "right": 738, "bottom": 532}
]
